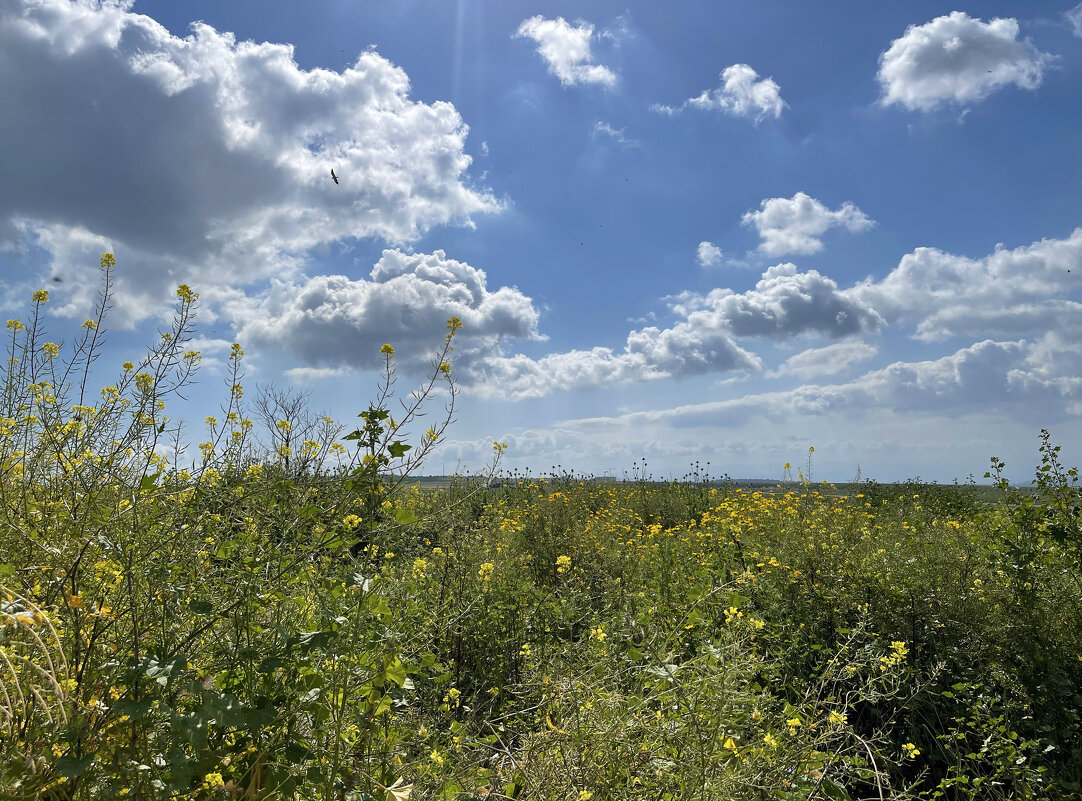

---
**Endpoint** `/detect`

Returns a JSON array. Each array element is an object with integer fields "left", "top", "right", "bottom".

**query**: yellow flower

[
  {"left": 380, "top": 343, "right": 395, "bottom": 356},
  {"left": 556, "top": 555, "right": 571, "bottom": 573},
  {"left": 176, "top": 284, "right": 197, "bottom": 302},
  {"left": 828, "top": 711, "right": 847, "bottom": 726},
  {"left": 589, "top": 624, "right": 606, "bottom": 642},
  {"left": 478, "top": 562, "right": 494, "bottom": 582},
  {"left": 32, "top": 289, "right": 49, "bottom": 303},
  {"left": 204, "top": 772, "right": 225, "bottom": 788},
  {"left": 902, "top": 742, "right": 920, "bottom": 759},
  {"left": 579, "top": 792, "right": 593, "bottom": 800}
]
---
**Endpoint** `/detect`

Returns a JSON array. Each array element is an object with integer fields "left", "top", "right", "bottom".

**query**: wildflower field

[{"left": 3, "top": 263, "right": 1082, "bottom": 800}]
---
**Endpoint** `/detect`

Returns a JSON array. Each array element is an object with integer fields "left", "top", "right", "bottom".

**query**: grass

[{"left": 2, "top": 261, "right": 1081, "bottom": 800}]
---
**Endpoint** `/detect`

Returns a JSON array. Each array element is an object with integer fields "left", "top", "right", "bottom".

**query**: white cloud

[
  {"left": 0, "top": 0, "right": 499, "bottom": 324},
  {"left": 696, "top": 241, "right": 723, "bottom": 268},
  {"left": 591, "top": 121, "right": 638, "bottom": 147},
  {"left": 657, "top": 64, "right": 785, "bottom": 122},
  {"left": 467, "top": 262, "right": 884, "bottom": 400},
  {"left": 773, "top": 341, "right": 878, "bottom": 380},
  {"left": 742, "top": 192, "right": 875, "bottom": 257},
  {"left": 671, "top": 263, "right": 884, "bottom": 340},
  {"left": 562, "top": 336, "right": 1073, "bottom": 432},
  {"left": 849, "top": 229, "right": 1082, "bottom": 342},
  {"left": 514, "top": 16, "right": 617, "bottom": 88},
  {"left": 283, "top": 366, "right": 348, "bottom": 383},
  {"left": 1068, "top": 4, "right": 1082, "bottom": 38},
  {"left": 878, "top": 12, "right": 1053, "bottom": 111},
  {"left": 469, "top": 321, "right": 761, "bottom": 401},
  {"left": 229, "top": 249, "right": 543, "bottom": 372},
  {"left": 449, "top": 331, "right": 1082, "bottom": 480}
]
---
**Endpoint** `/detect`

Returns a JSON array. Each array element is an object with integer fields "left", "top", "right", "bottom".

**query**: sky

[{"left": 3, "top": 0, "right": 1082, "bottom": 482}]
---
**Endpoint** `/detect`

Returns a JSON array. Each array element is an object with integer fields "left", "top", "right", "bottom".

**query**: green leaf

[
  {"left": 388, "top": 440, "right": 412, "bottom": 458},
  {"left": 258, "top": 656, "right": 286, "bottom": 674},
  {"left": 346, "top": 572, "right": 372, "bottom": 592},
  {"left": 724, "top": 592, "right": 750, "bottom": 608},
  {"left": 284, "top": 743, "right": 310, "bottom": 764},
  {"left": 296, "top": 630, "right": 332, "bottom": 653},
  {"left": 112, "top": 698, "right": 155, "bottom": 720},
  {"left": 384, "top": 657, "right": 408, "bottom": 688},
  {"left": 170, "top": 749, "right": 198, "bottom": 789},
  {"left": 819, "top": 779, "right": 852, "bottom": 800},
  {"left": 368, "top": 595, "right": 392, "bottom": 621},
  {"left": 394, "top": 506, "right": 417, "bottom": 525},
  {"left": 0, "top": 563, "right": 14, "bottom": 577},
  {"left": 54, "top": 753, "right": 94, "bottom": 778},
  {"left": 188, "top": 600, "right": 214, "bottom": 615},
  {"left": 373, "top": 694, "right": 393, "bottom": 716}
]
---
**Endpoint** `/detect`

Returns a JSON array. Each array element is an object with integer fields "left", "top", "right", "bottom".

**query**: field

[{"left": 3, "top": 272, "right": 1082, "bottom": 800}]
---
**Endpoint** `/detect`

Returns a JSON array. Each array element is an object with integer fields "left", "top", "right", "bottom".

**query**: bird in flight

[{"left": 330, "top": 168, "right": 339, "bottom": 185}]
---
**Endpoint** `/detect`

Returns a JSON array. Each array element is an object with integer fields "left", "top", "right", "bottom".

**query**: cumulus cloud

[
  {"left": 229, "top": 249, "right": 543, "bottom": 371},
  {"left": 655, "top": 64, "right": 785, "bottom": 122},
  {"left": 878, "top": 12, "right": 1053, "bottom": 111},
  {"left": 696, "top": 241, "right": 723, "bottom": 268},
  {"left": 514, "top": 16, "right": 616, "bottom": 88},
  {"left": 849, "top": 229, "right": 1082, "bottom": 342},
  {"left": 742, "top": 192, "right": 875, "bottom": 257},
  {"left": 672, "top": 263, "right": 884, "bottom": 340},
  {"left": 468, "top": 324, "right": 761, "bottom": 402},
  {"left": 454, "top": 330, "right": 1082, "bottom": 480},
  {"left": 467, "top": 262, "right": 885, "bottom": 400},
  {"left": 772, "top": 341, "right": 878, "bottom": 380},
  {"left": 0, "top": 0, "right": 499, "bottom": 323},
  {"left": 1069, "top": 4, "right": 1082, "bottom": 38},
  {"left": 563, "top": 336, "right": 1073, "bottom": 434}
]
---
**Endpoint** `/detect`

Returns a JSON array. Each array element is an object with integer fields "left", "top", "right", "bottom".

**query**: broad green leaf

[
  {"left": 819, "top": 779, "right": 852, "bottom": 800},
  {"left": 388, "top": 440, "right": 412, "bottom": 458},
  {"left": 112, "top": 698, "right": 155, "bottom": 720},
  {"left": 284, "top": 743, "right": 310, "bottom": 764},
  {"left": 258, "top": 656, "right": 286, "bottom": 673},
  {"left": 54, "top": 753, "right": 94, "bottom": 778},
  {"left": 384, "top": 657, "right": 408, "bottom": 688}
]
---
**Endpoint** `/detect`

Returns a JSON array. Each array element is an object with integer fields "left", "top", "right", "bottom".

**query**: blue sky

[{"left": 3, "top": 0, "right": 1082, "bottom": 481}]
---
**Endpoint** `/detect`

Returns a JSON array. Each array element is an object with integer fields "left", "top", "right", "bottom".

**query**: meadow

[{"left": 2, "top": 261, "right": 1081, "bottom": 800}]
